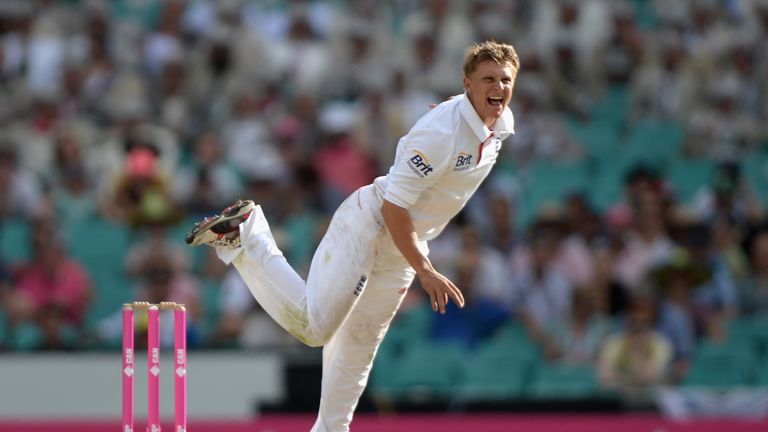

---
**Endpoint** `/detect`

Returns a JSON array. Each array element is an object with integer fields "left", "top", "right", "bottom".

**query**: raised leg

[{"left": 224, "top": 189, "right": 383, "bottom": 347}]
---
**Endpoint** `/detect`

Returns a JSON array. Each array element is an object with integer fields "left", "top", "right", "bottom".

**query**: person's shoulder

[{"left": 411, "top": 95, "right": 464, "bottom": 136}]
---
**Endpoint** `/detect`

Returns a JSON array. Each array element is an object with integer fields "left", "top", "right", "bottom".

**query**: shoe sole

[{"left": 184, "top": 200, "right": 256, "bottom": 246}]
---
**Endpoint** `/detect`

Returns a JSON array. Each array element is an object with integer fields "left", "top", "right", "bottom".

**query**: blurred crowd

[{"left": 0, "top": 0, "right": 767, "bottom": 401}]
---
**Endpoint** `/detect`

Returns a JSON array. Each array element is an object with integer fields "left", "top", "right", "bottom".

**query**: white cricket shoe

[{"left": 185, "top": 199, "right": 256, "bottom": 248}]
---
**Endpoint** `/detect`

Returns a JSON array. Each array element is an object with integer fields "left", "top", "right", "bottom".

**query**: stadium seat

[
  {"left": 0, "top": 218, "right": 31, "bottom": 264},
  {"left": 742, "top": 153, "right": 768, "bottom": 207},
  {"left": 567, "top": 119, "right": 621, "bottom": 159},
  {"left": 590, "top": 85, "right": 630, "bottom": 127},
  {"left": 9, "top": 322, "right": 42, "bottom": 351},
  {"left": 520, "top": 160, "right": 589, "bottom": 226},
  {"left": 748, "top": 314, "right": 768, "bottom": 359},
  {"left": 373, "top": 342, "right": 465, "bottom": 399},
  {"left": 486, "top": 322, "right": 542, "bottom": 364},
  {"left": 0, "top": 310, "right": 6, "bottom": 347},
  {"left": 528, "top": 363, "right": 598, "bottom": 399},
  {"left": 666, "top": 158, "right": 716, "bottom": 204},
  {"left": 588, "top": 157, "right": 631, "bottom": 211},
  {"left": 622, "top": 120, "right": 683, "bottom": 167},
  {"left": 632, "top": 0, "right": 660, "bottom": 29},
  {"left": 66, "top": 217, "right": 132, "bottom": 326},
  {"left": 200, "top": 278, "right": 222, "bottom": 338},
  {"left": 456, "top": 342, "right": 532, "bottom": 400},
  {"left": 378, "top": 303, "right": 433, "bottom": 359},
  {"left": 756, "top": 361, "right": 768, "bottom": 387},
  {"left": 683, "top": 340, "right": 758, "bottom": 388}
]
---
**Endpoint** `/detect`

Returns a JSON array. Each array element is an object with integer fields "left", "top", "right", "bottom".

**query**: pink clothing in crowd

[{"left": 14, "top": 259, "right": 93, "bottom": 325}]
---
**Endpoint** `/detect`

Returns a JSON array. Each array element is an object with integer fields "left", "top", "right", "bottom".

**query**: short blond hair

[{"left": 463, "top": 41, "right": 520, "bottom": 76}]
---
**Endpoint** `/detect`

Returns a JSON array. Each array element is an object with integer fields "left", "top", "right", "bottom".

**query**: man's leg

[
  {"left": 310, "top": 250, "right": 416, "bottom": 432},
  {"left": 218, "top": 191, "right": 383, "bottom": 347}
]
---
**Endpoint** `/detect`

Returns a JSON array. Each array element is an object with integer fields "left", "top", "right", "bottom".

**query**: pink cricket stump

[
  {"left": 147, "top": 305, "right": 161, "bottom": 432},
  {"left": 122, "top": 306, "right": 135, "bottom": 432},
  {"left": 174, "top": 306, "right": 187, "bottom": 432}
]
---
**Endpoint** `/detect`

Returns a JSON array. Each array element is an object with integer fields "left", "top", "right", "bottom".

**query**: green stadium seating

[
  {"left": 756, "top": 361, "right": 768, "bottom": 387},
  {"left": 0, "top": 218, "right": 31, "bottom": 263},
  {"left": 632, "top": 0, "right": 660, "bottom": 29},
  {"left": 9, "top": 321, "right": 42, "bottom": 351},
  {"left": 749, "top": 314, "right": 768, "bottom": 359},
  {"left": 65, "top": 217, "right": 132, "bottom": 326},
  {"left": 742, "top": 153, "right": 768, "bottom": 207},
  {"left": 528, "top": 363, "right": 598, "bottom": 399},
  {"left": 590, "top": 86, "right": 630, "bottom": 127},
  {"left": 0, "top": 310, "right": 6, "bottom": 347},
  {"left": 373, "top": 342, "right": 464, "bottom": 399},
  {"left": 199, "top": 278, "right": 222, "bottom": 338},
  {"left": 567, "top": 119, "right": 621, "bottom": 159},
  {"left": 457, "top": 342, "right": 532, "bottom": 400},
  {"left": 623, "top": 120, "right": 683, "bottom": 166},
  {"left": 378, "top": 303, "right": 433, "bottom": 358},
  {"left": 666, "top": 158, "right": 716, "bottom": 204},
  {"left": 520, "top": 160, "right": 589, "bottom": 226},
  {"left": 683, "top": 340, "right": 758, "bottom": 388},
  {"left": 588, "top": 157, "right": 631, "bottom": 211},
  {"left": 486, "top": 322, "right": 541, "bottom": 363}
]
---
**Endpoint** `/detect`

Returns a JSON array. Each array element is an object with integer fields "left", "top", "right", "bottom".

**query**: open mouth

[{"left": 487, "top": 96, "right": 503, "bottom": 107}]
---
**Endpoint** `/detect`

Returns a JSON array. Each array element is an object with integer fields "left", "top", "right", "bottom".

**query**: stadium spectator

[
  {"left": 598, "top": 298, "right": 672, "bottom": 397},
  {"left": 46, "top": 127, "right": 99, "bottom": 224},
  {"left": 0, "top": 142, "right": 44, "bottom": 219},
  {"left": 172, "top": 131, "right": 242, "bottom": 215},
  {"left": 5, "top": 217, "right": 93, "bottom": 349},
  {"left": 653, "top": 249, "right": 710, "bottom": 383},
  {"left": 590, "top": 238, "right": 630, "bottom": 318},
  {"left": 510, "top": 219, "right": 573, "bottom": 347},
  {"left": 614, "top": 185, "right": 675, "bottom": 290},
  {"left": 430, "top": 224, "right": 510, "bottom": 349},
  {"left": 739, "top": 228, "right": 768, "bottom": 316},
  {"left": 544, "top": 288, "right": 611, "bottom": 365},
  {"left": 131, "top": 246, "right": 202, "bottom": 348}
]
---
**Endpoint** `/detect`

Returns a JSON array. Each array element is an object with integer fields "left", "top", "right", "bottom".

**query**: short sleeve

[{"left": 384, "top": 129, "right": 453, "bottom": 208}]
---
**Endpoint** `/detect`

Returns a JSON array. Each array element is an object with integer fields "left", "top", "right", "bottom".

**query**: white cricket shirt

[{"left": 372, "top": 93, "right": 515, "bottom": 241}]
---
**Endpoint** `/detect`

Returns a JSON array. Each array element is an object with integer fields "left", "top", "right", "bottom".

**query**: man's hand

[{"left": 418, "top": 268, "right": 464, "bottom": 314}]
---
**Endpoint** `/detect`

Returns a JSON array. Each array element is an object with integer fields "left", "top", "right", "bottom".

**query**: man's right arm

[{"left": 380, "top": 199, "right": 464, "bottom": 314}]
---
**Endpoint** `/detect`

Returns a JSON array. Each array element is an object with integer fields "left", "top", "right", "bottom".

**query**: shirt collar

[{"left": 458, "top": 92, "right": 515, "bottom": 141}]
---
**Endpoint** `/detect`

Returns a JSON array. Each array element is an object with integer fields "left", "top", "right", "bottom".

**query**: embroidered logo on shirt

[
  {"left": 407, "top": 150, "right": 434, "bottom": 177},
  {"left": 454, "top": 152, "right": 473, "bottom": 171},
  {"left": 353, "top": 275, "right": 367, "bottom": 296}
]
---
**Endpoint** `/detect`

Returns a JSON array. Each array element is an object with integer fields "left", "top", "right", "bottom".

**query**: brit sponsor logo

[
  {"left": 454, "top": 152, "right": 472, "bottom": 171},
  {"left": 407, "top": 151, "right": 434, "bottom": 177}
]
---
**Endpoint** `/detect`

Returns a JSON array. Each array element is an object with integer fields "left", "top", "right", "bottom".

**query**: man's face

[{"left": 463, "top": 60, "right": 516, "bottom": 125}]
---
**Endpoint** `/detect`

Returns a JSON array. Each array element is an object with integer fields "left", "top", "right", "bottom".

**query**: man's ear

[{"left": 463, "top": 76, "right": 470, "bottom": 93}]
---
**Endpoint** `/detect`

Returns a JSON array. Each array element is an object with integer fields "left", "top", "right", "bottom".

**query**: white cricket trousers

[{"left": 215, "top": 185, "right": 422, "bottom": 432}]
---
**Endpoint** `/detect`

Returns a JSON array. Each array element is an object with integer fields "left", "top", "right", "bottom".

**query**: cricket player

[{"left": 186, "top": 40, "right": 519, "bottom": 431}]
